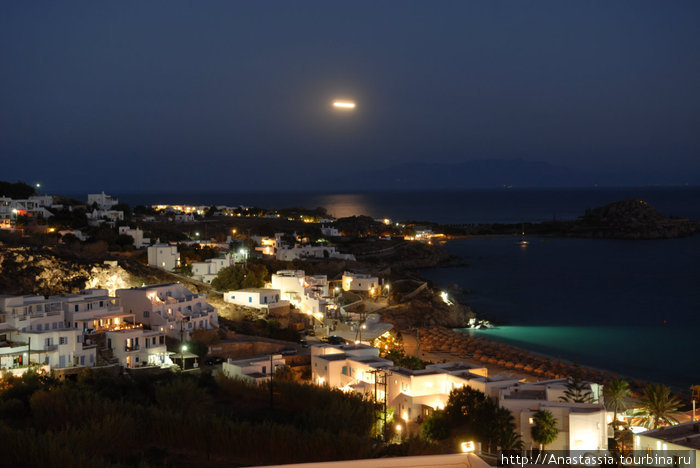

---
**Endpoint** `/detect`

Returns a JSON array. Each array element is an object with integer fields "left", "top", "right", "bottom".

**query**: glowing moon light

[{"left": 332, "top": 100, "right": 356, "bottom": 109}]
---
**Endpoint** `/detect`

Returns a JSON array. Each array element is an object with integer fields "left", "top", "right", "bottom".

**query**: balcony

[{"left": 124, "top": 345, "right": 140, "bottom": 352}]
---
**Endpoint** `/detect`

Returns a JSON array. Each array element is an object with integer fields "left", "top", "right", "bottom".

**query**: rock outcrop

[{"left": 571, "top": 199, "right": 697, "bottom": 239}]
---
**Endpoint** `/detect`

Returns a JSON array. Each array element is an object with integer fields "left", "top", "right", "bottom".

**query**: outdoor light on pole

[{"left": 181, "top": 344, "right": 188, "bottom": 370}]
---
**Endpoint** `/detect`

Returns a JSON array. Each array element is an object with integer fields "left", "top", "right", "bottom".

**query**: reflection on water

[{"left": 316, "top": 193, "right": 373, "bottom": 218}]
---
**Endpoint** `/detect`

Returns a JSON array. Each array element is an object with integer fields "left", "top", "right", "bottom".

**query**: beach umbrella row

[{"left": 414, "top": 326, "right": 616, "bottom": 384}]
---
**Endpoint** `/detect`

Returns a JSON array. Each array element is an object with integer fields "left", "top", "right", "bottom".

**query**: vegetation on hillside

[
  {"left": 211, "top": 263, "right": 269, "bottom": 291},
  {"left": 0, "top": 368, "right": 377, "bottom": 466}
]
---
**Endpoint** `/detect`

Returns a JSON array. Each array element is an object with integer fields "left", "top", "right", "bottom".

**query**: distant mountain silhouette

[{"left": 327, "top": 159, "right": 597, "bottom": 190}]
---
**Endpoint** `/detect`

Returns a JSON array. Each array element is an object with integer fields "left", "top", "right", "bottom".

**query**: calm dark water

[
  {"left": 111, "top": 187, "right": 700, "bottom": 224},
  {"left": 421, "top": 236, "right": 700, "bottom": 388}
]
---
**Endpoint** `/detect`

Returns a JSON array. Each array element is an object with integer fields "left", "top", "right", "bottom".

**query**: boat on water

[{"left": 517, "top": 224, "right": 528, "bottom": 246}]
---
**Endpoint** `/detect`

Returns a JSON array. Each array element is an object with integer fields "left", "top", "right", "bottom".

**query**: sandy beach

[{"left": 402, "top": 326, "right": 630, "bottom": 385}]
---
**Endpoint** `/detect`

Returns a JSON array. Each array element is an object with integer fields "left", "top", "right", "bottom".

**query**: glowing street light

[
  {"left": 461, "top": 441, "right": 475, "bottom": 453},
  {"left": 180, "top": 344, "right": 188, "bottom": 370}
]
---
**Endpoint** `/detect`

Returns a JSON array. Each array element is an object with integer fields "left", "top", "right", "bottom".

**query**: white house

[
  {"left": 223, "top": 288, "right": 284, "bottom": 310},
  {"left": 191, "top": 255, "right": 232, "bottom": 283},
  {"left": 58, "top": 229, "right": 88, "bottom": 241},
  {"left": 0, "top": 196, "right": 55, "bottom": 228},
  {"left": 276, "top": 245, "right": 355, "bottom": 262},
  {"left": 147, "top": 244, "right": 180, "bottom": 271},
  {"left": 271, "top": 270, "right": 329, "bottom": 321},
  {"left": 87, "top": 192, "right": 119, "bottom": 209},
  {"left": 222, "top": 354, "right": 286, "bottom": 383},
  {"left": 116, "top": 283, "right": 219, "bottom": 340},
  {"left": 635, "top": 422, "right": 700, "bottom": 468},
  {"left": 106, "top": 326, "right": 171, "bottom": 369},
  {"left": 310, "top": 343, "right": 609, "bottom": 453},
  {"left": 0, "top": 294, "right": 97, "bottom": 371},
  {"left": 342, "top": 271, "right": 379, "bottom": 293},
  {"left": 118, "top": 226, "right": 151, "bottom": 249},
  {"left": 253, "top": 233, "right": 284, "bottom": 256},
  {"left": 86, "top": 209, "right": 124, "bottom": 226},
  {"left": 320, "top": 224, "right": 342, "bottom": 237},
  {"left": 497, "top": 379, "right": 608, "bottom": 452},
  {"left": 174, "top": 213, "right": 195, "bottom": 222}
]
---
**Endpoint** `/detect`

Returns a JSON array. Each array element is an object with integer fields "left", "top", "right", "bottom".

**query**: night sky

[{"left": 1, "top": 1, "right": 699, "bottom": 192}]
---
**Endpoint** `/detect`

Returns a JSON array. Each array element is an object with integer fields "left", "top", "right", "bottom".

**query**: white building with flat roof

[
  {"left": 87, "top": 192, "right": 119, "bottom": 209},
  {"left": 222, "top": 354, "right": 286, "bottom": 383},
  {"left": 0, "top": 293, "right": 97, "bottom": 372},
  {"left": 635, "top": 422, "right": 700, "bottom": 468},
  {"left": 498, "top": 379, "right": 607, "bottom": 452},
  {"left": 118, "top": 226, "right": 151, "bottom": 249},
  {"left": 191, "top": 255, "right": 232, "bottom": 284},
  {"left": 276, "top": 245, "right": 355, "bottom": 262},
  {"left": 253, "top": 233, "right": 284, "bottom": 256},
  {"left": 311, "top": 344, "right": 608, "bottom": 452},
  {"left": 271, "top": 270, "right": 329, "bottom": 321},
  {"left": 342, "top": 271, "right": 379, "bottom": 293},
  {"left": 106, "top": 326, "right": 171, "bottom": 369},
  {"left": 116, "top": 283, "right": 218, "bottom": 340},
  {"left": 223, "top": 288, "right": 284, "bottom": 310},
  {"left": 147, "top": 244, "right": 180, "bottom": 271}
]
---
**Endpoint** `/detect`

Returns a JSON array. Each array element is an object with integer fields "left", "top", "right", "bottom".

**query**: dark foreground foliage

[{"left": 0, "top": 368, "right": 376, "bottom": 467}]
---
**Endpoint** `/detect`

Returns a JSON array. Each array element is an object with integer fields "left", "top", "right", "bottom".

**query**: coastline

[{"left": 418, "top": 235, "right": 698, "bottom": 393}]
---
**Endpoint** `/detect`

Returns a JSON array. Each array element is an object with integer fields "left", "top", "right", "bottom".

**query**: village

[{"left": 0, "top": 185, "right": 698, "bottom": 466}]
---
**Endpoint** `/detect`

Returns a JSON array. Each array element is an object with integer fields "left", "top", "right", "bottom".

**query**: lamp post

[{"left": 181, "top": 344, "right": 187, "bottom": 370}]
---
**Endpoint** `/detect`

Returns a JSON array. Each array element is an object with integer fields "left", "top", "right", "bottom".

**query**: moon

[{"left": 332, "top": 100, "right": 356, "bottom": 110}]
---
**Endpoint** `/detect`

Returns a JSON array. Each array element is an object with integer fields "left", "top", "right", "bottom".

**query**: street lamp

[
  {"left": 181, "top": 344, "right": 188, "bottom": 370},
  {"left": 461, "top": 441, "right": 475, "bottom": 453}
]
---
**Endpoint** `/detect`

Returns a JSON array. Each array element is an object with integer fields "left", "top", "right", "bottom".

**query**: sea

[{"left": 113, "top": 187, "right": 700, "bottom": 388}]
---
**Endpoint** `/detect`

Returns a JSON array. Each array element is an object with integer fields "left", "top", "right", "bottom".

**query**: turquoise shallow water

[
  {"left": 423, "top": 236, "right": 700, "bottom": 389},
  {"left": 455, "top": 325, "right": 696, "bottom": 388}
]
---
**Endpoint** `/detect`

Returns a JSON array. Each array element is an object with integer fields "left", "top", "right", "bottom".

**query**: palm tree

[
  {"left": 635, "top": 383, "right": 681, "bottom": 429},
  {"left": 604, "top": 379, "right": 632, "bottom": 429},
  {"left": 531, "top": 410, "right": 559, "bottom": 451},
  {"left": 500, "top": 430, "right": 524, "bottom": 453}
]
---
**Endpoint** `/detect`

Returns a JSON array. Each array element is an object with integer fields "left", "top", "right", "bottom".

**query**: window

[
  {"left": 80, "top": 356, "right": 85, "bottom": 365},
  {"left": 36, "top": 324, "right": 42, "bottom": 331},
  {"left": 144, "top": 311, "right": 149, "bottom": 317},
  {"left": 59, "top": 337, "right": 68, "bottom": 345},
  {"left": 249, "top": 297, "right": 252, "bottom": 303},
  {"left": 74, "top": 305, "right": 79, "bottom": 312},
  {"left": 52, "top": 322, "right": 57, "bottom": 329},
  {"left": 99, "top": 301, "right": 103, "bottom": 307},
  {"left": 342, "top": 366, "right": 349, "bottom": 375}
]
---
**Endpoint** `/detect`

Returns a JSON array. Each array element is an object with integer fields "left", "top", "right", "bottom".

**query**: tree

[
  {"left": 0, "top": 180, "right": 36, "bottom": 199},
  {"left": 500, "top": 430, "right": 524, "bottom": 452},
  {"left": 211, "top": 264, "right": 269, "bottom": 291},
  {"left": 531, "top": 410, "right": 558, "bottom": 451},
  {"left": 560, "top": 376, "right": 594, "bottom": 403},
  {"left": 443, "top": 386, "right": 519, "bottom": 451},
  {"left": 634, "top": 383, "right": 681, "bottom": 429},
  {"left": 421, "top": 410, "right": 450, "bottom": 441},
  {"left": 603, "top": 379, "right": 631, "bottom": 429}
]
